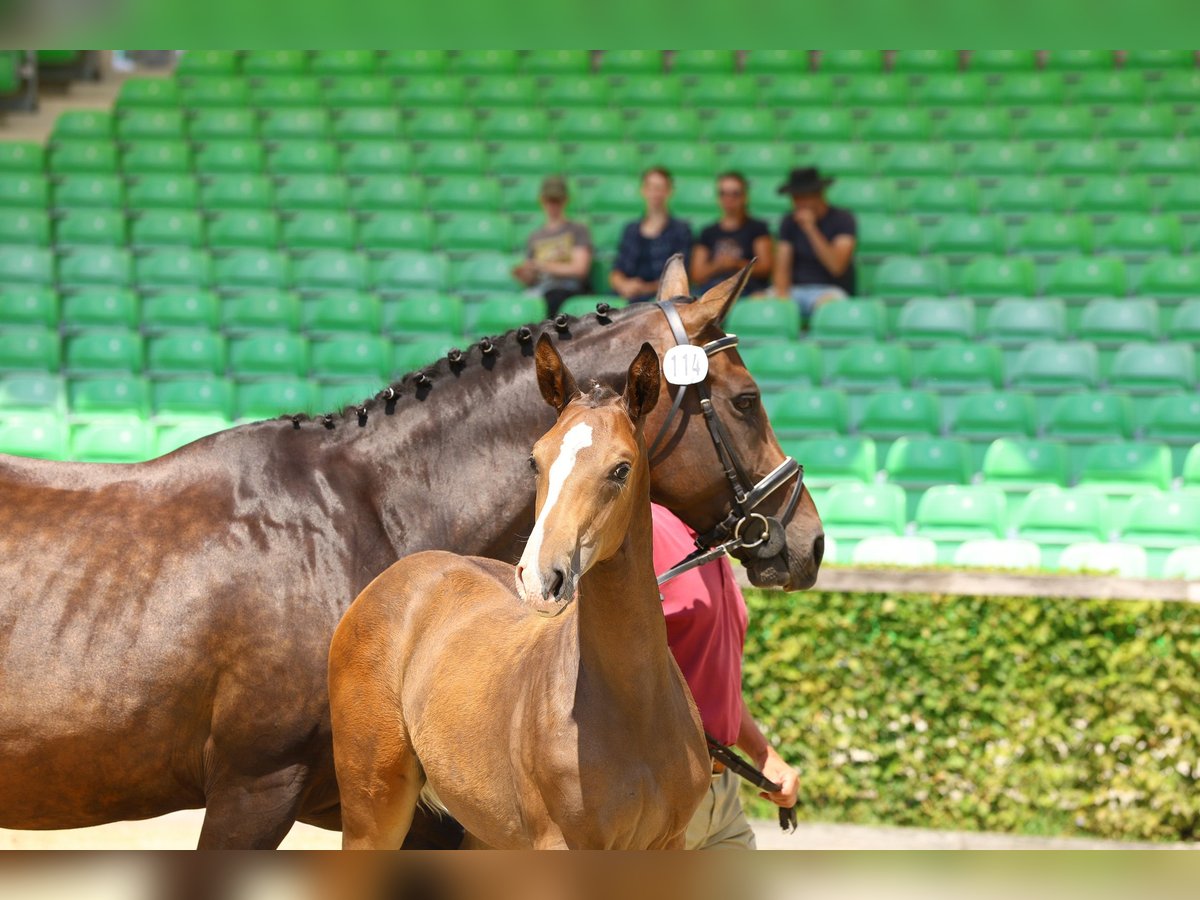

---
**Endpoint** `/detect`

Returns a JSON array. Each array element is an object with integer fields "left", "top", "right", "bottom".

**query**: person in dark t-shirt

[
  {"left": 610, "top": 166, "right": 693, "bottom": 303},
  {"left": 773, "top": 166, "right": 857, "bottom": 322},
  {"left": 689, "top": 171, "right": 773, "bottom": 295}
]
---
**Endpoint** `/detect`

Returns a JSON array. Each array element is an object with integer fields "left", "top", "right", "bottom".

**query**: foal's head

[{"left": 514, "top": 335, "right": 660, "bottom": 617}]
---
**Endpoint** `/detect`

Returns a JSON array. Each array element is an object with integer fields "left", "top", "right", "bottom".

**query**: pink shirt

[{"left": 651, "top": 503, "right": 747, "bottom": 746}]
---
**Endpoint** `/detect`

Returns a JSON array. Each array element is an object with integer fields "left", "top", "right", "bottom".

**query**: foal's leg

[{"left": 337, "top": 739, "right": 424, "bottom": 850}]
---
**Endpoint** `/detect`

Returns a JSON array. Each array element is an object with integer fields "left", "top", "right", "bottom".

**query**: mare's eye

[
  {"left": 611, "top": 463, "right": 632, "bottom": 483},
  {"left": 528, "top": 456, "right": 538, "bottom": 474},
  {"left": 733, "top": 393, "right": 759, "bottom": 412}
]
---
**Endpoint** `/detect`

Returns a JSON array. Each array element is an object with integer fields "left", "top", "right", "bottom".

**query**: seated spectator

[
  {"left": 689, "top": 171, "right": 773, "bottom": 295},
  {"left": 511, "top": 175, "right": 594, "bottom": 316},
  {"left": 610, "top": 167, "right": 693, "bottom": 303},
  {"left": 773, "top": 167, "right": 857, "bottom": 321}
]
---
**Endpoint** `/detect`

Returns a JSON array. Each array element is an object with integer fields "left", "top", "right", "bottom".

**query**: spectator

[
  {"left": 511, "top": 175, "right": 594, "bottom": 317},
  {"left": 652, "top": 503, "right": 799, "bottom": 849},
  {"left": 689, "top": 171, "right": 773, "bottom": 295},
  {"left": 610, "top": 167, "right": 694, "bottom": 303},
  {"left": 773, "top": 166, "right": 857, "bottom": 321}
]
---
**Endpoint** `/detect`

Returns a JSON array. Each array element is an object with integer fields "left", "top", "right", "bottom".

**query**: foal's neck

[{"left": 574, "top": 496, "right": 672, "bottom": 698}]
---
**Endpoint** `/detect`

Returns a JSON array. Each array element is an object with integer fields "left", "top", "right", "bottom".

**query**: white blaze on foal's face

[{"left": 516, "top": 421, "right": 593, "bottom": 610}]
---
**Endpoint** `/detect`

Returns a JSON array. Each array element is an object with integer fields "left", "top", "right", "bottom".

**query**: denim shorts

[{"left": 789, "top": 284, "right": 848, "bottom": 319}]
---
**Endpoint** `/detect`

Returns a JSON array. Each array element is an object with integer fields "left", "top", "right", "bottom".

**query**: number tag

[{"left": 663, "top": 345, "right": 709, "bottom": 386}]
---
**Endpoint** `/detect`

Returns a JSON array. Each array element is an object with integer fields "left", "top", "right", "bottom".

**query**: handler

[{"left": 652, "top": 503, "right": 800, "bottom": 849}]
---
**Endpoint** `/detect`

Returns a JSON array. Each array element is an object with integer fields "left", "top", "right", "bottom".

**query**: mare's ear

[
  {"left": 677, "top": 261, "right": 753, "bottom": 338},
  {"left": 656, "top": 253, "right": 691, "bottom": 302},
  {"left": 623, "top": 342, "right": 661, "bottom": 422},
  {"left": 535, "top": 333, "right": 579, "bottom": 413}
]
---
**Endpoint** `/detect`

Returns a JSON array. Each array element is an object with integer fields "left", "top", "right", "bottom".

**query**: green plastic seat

[
  {"left": 983, "top": 437, "right": 1070, "bottom": 493},
  {"left": 349, "top": 175, "right": 425, "bottom": 212},
  {"left": 243, "top": 50, "right": 308, "bottom": 76},
  {"left": 0, "top": 174, "right": 49, "bottom": 209},
  {"left": 383, "top": 294, "right": 465, "bottom": 338},
  {"left": 871, "top": 255, "right": 950, "bottom": 297},
  {"left": 260, "top": 108, "right": 331, "bottom": 142},
  {"left": 986, "top": 176, "right": 1068, "bottom": 215},
  {"left": 0, "top": 287, "right": 57, "bottom": 327},
  {"left": 0, "top": 372, "right": 65, "bottom": 414},
  {"left": 193, "top": 140, "right": 265, "bottom": 175},
  {"left": 314, "top": 380, "right": 385, "bottom": 413},
  {"left": 52, "top": 110, "right": 114, "bottom": 141},
  {"left": 613, "top": 77, "right": 688, "bottom": 111},
  {"left": 1014, "top": 487, "right": 1112, "bottom": 565},
  {"left": 1168, "top": 298, "right": 1200, "bottom": 342},
  {"left": 843, "top": 75, "right": 909, "bottom": 107},
  {"left": 926, "top": 215, "right": 1005, "bottom": 256},
  {"left": 555, "top": 109, "right": 624, "bottom": 146},
  {"left": 151, "top": 379, "right": 232, "bottom": 424},
  {"left": 301, "top": 293, "right": 382, "bottom": 336},
  {"left": 464, "top": 295, "right": 546, "bottom": 335},
  {"left": 449, "top": 256, "right": 520, "bottom": 298},
  {"left": 1015, "top": 106, "right": 1095, "bottom": 141},
  {"left": 860, "top": 107, "right": 935, "bottom": 143},
  {"left": 684, "top": 75, "right": 757, "bottom": 110},
  {"left": 274, "top": 175, "right": 349, "bottom": 211},
  {"left": 0, "top": 244, "right": 47, "bottom": 287},
  {"left": 760, "top": 74, "right": 836, "bottom": 108},
  {"left": 893, "top": 49, "right": 960, "bottom": 73},
  {"left": 482, "top": 108, "right": 554, "bottom": 143},
  {"left": 207, "top": 209, "right": 280, "bottom": 251},
  {"left": 904, "top": 178, "right": 981, "bottom": 215},
  {"left": 371, "top": 251, "right": 450, "bottom": 293},
  {"left": 58, "top": 246, "right": 131, "bottom": 288},
  {"left": 454, "top": 50, "right": 519, "bottom": 75},
  {"left": 1070, "top": 71, "right": 1147, "bottom": 106},
  {"left": 820, "top": 482, "right": 906, "bottom": 558},
  {"left": 1079, "top": 441, "right": 1173, "bottom": 495},
  {"left": 743, "top": 50, "right": 809, "bottom": 75},
  {"left": 469, "top": 76, "right": 538, "bottom": 108},
  {"left": 764, "top": 387, "right": 849, "bottom": 439},
  {"left": 1099, "top": 215, "right": 1183, "bottom": 256},
  {"left": 188, "top": 109, "right": 258, "bottom": 143},
  {"left": 957, "top": 142, "right": 1037, "bottom": 178},
  {"left": 884, "top": 436, "right": 973, "bottom": 517},
  {"left": 1125, "top": 49, "right": 1195, "bottom": 70},
  {"left": 396, "top": 75, "right": 467, "bottom": 108},
  {"left": 1149, "top": 69, "right": 1200, "bottom": 104},
  {"left": 1137, "top": 255, "right": 1200, "bottom": 297},
  {"left": 229, "top": 332, "right": 309, "bottom": 378},
  {"left": 951, "top": 391, "right": 1037, "bottom": 445},
  {"left": 49, "top": 139, "right": 119, "bottom": 174},
  {"left": 1008, "top": 341, "right": 1100, "bottom": 392},
  {"left": 1164, "top": 546, "right": 1200, "bottom": 580},
  {"left": 358, "top": 211, "right": 435, "bottom": 252},
  {"left": 776, "top": 107, "right": 855, "bottom": 144},
  {"left": 575, "top": 176, "right": 641, "bottom": 216},
  {"left": 126, "top": 174, "right": 199, "bottom": 212},
  {"left": 64, "top": 329, "right": 142, "bottom": 374},
  {"left": 522, "top": 49, "right": 590, "bottom": 75},
  {"left": 827, "top": 177, "right": 897, "bottom": 214},
  {"left": 378, "top": 50, "right": 448, "bottom": 76},
  {"left": 406, "top": 107, "right": 476, "bottom": 142},
  {"left": 145, "top": 330, "right": 226, "bottom": 377},
  {"left": 857, "top": 215, "right": 920, "bottom": 256},
  {"left": 122, "top": 140, "right": 193, "bottom": 176},
  {"left": 828, "top": 340, "right": 911, "bottom": 389},
  {"left": 1184, "top": 446, "right": 1200, "bottom": 490},
  {"left": 412, "top": 141, "right": 486, "bottom": 176},
  {"left": 424, "top": 175, "right": 502, "bottom": 214},
  {"left": 488, "top": 141, "right": 564, "bottom": 177},
  {"left": 808, "top": 142, "right": 876, "bottom": 177},
  {"left": 879, "top": 142, "right": 955, "bottom": 178},
  {"left": 265, "top": 140, "right": 339, "bottom": 176},
  {"left": 291, "top": 251, "right": 369, "bottom": 293},
  {"left": 435, "top": 213, "right": 515, "bottom": 254},
  {"left": 1106, "top": 105, "right": 1180, "bottom": 140},
  {"left": 310, "top": 334, "right": 390, "bottom": 380},
  {"left": 55, "top": 209, "right": 124, "bottom": 248},
  {"left": 672, "top": 49, "right": 736, "bottom": 75},
  {"left": 0, "top": 142, "right": 45, "bottom": 173},
  {"left": 953, "top": 538, "right": 1042, "bottom": 570},
  {"left": 703, "top": 109, "right": 775, "bottom": 144},
  {"left": 1015, "top": 214, "right": 1093, "bottom": 256},
  {"left": 911, "top": 341, "right": 1000, "bottom": 398},
  {"left": 1130, "top": 139, "right": 1199, "bottom": 176},
  {"left": 0, "top": 412, "right": 68, "bottom": 460},
  {"left": 1043, "top": 50, "right": 1112, "bottom": 70},
  {"left": 1044, "top": 255, "right": 1127, "bottom": 297},
  {"left": 985, "top": 298, "right": 1067, "bottom": 345},
  {"left": 850, "top": 535, "right": 938, "bottom": 566},
  {"left": 141, "top": 291, "right": 221, "bottom": 332},
  {"left": 176, "top": 50, "right": 241, "bottom": 77},
  {"left": 782, "top": 435, "right": 877, "bottom": 488},
  {"left": 1110, "top": 342, "right": 1195, "bottom": 393},
  {"left": 1042, "top": 139, "right": 1120, "bottom": 177},
  {"left": 1046, "top": 391, "right": 1133, "bottom": 446},
  {"left": 817, "top": 50, "right": 881, "bottom": 73},
  {"left": 1119, "top": 492, "right": 1200, "bottom": 576},
  {"left": 70, "top": 375, "right": 149, "bottom": 417},
  {"left": 391, "top": 337, "right": 457, "bottom": 375},
  {"left": 249, "top": 77, "right": 323, "bottom": 109},
  {"left": 541, "top": 75, "right": 610, "bottom": 109},
  {"left": 70, "top": 416, "right": 153, "bottom": 463},
  {"left": 857, "top": 389, "right": 941, "bottom": 439},
  {"left": 335, "top": 107, "right": 402, "bottom": 142},
  {"left": 130, "top": 209, "right": 204, "bottom": 249},
  {"left": 915, "top": 485, "right": 1008, "bottom": 563},
  {"left": 1077, "top": 297, "right": 1159, "bottom": 346},
  {"left": 938, "top": 107, "right": 1012, "bottom": 142},
  {"left": 969, "top": 50, "right": 1038, "bottom": 72},
  {"left": 724, "top": 299, "right": 801, "bottom": 342},
  {"left": 991, "top": 72, "right": 1067, "bottom": 106},
  {"left": 61, "top": 289, "right": 138, "bottom": 331},
  {"left": 53, "top": 174, "right": 125, "bottom": 210},
  {"left": 915, "top": 72, "right": 989, "bottom": 107},
  {"left": 281, "top": 211, "right": 356, "bottom": 251},
  {"left": 733, "top": 341, "right": 823, "bottom": 388},
  {"left": 179, "top": 76, "right": 251, "bottom": 110},
  {"left": 340, "top": 141, "right": 411, "bottom": 177},
  {"left": 319, "top": 77, "right": 394, "bottom": 110},
  {"left": 568, "top": 141, "right": 639, "bottom": 177},
  {"left": 211, "top": 249, "right": 289, "bottom": 291},
  {"left": 135, "top": 248, "right": 212, "bottom": 290},
  {"left": 310, "top": 49, "right": 377, "bottom": 76},
  {"left": 116, "top": 77, "right": 181, "bottom": 109},
  {"left": 600, "top": 50, "right": 664, "bottom": 74},
  {"left": 221, "top": 292, "right": 302, "bottom": 333},
  {"left": 234, "top": 378, "right": 316, "bottom": 420},
  {"left": 117, "top": 109, "right": 187, "bottom": 141},
  {"left": 809, "top": 299, "right": 887, "bottom": 345},
  {"left": 1057, "top": 541, "right": 1150, "bottom": 577},
  {"left": 0, "top": 328, "right": 61, "bottom": 371},
  {"left": 1071, "top": 175, "right": 1153, "bottom": 215}
]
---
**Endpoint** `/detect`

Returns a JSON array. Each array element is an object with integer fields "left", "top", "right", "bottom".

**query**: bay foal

[{"left": 328, "top": 336, "right": 711, "bottom": 849}]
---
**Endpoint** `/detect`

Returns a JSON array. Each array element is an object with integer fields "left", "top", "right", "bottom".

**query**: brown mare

[
  {"left": 0, "top": 258, "right": 822, "bottom": 848},
  {"left": 329, "top": 337, "right": 711, "bottom": 849}
]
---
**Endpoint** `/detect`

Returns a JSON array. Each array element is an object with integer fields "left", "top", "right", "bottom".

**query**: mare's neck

[{"left": 574, "top": 496, "right": 673, "bottom": 700}]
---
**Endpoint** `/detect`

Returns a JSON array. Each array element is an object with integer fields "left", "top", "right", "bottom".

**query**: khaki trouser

[{"left": 684, "top": 769, "right": 757, "bottom": 850}]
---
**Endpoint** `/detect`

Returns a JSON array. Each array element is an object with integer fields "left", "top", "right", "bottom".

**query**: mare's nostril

[{"left": 812, "top": 534, "right": 825, "bottom": 568}]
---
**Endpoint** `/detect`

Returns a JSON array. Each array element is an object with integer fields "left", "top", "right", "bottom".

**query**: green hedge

[{"left": 740, "top": 589, "right": 1200, "bottom": 842}]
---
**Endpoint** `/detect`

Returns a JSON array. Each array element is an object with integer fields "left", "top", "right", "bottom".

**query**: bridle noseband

[{"left": 651, "top": 299, "right": 806, "bottom": 586}]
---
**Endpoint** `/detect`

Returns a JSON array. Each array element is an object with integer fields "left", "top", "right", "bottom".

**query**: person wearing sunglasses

[{"left": 689, "top": 171, "right": 774, "bottom": 296}]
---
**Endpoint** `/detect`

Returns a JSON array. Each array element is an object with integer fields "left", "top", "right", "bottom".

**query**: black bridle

[{"left": 651, "top": 299, "right": 806, "bottom": 587}]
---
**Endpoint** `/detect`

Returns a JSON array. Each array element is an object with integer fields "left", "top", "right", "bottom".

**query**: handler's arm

[{"left": 736, "top": 698, "right": 798, "bottom": 808}]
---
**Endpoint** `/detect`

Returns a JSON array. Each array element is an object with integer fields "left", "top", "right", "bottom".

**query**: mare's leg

[{"left": 197, "top": 763, "right": 308, "bottom": 849}]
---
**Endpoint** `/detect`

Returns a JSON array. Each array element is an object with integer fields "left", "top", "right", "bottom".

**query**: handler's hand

[{"left": 758, "top": 745, "right": 798, "bottom": 808}]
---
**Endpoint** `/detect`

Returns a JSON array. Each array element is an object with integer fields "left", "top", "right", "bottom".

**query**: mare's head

[
  {"left": 514, "top": 335, "right": 660, "bottom": 617},
  {"left": 645, "top": 256, "right": 824, "bottom": 590}
]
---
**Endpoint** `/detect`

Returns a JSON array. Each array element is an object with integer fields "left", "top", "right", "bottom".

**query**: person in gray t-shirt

[{"left": 512, "top": 175, "right": 594, "bottom": 316}]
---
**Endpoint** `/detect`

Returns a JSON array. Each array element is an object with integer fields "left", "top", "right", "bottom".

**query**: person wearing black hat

[{"left": 773, "top": 166, "right": 857, "bottom": 321}]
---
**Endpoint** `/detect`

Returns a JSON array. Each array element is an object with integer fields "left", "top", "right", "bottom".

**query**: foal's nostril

[
  {"left": 549, "top": 568, "right": 566, "bottom": 600},
  {"left": 812, "top": 534, "right": 825, "bottom": 568}
]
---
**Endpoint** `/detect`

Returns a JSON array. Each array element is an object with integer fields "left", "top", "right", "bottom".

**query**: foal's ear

[
  {"left": 656, "top": 253, "right": 691, "bottom": 302},
  {"left": 677, "top": 261, "right": 753, "bottom": 338},
  {"left": 535, "top": 333, "right": 579, "bottom": 413},
  {"left": 623, "top": 342, "right": 661, "bottom": 422}
]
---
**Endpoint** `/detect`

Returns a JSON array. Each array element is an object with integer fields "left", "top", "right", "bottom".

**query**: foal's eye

[
  {"left": 528, "top": 456, "right": 538, "bottom": 474},
  {"left": 611, "top": 463, "right": 632, "bottom": 483},
  {"left": 733, "top": 393, "right": 759, "bottom": 412}
]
